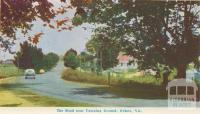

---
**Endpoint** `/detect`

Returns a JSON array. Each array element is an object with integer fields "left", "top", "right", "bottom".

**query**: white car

[{"left": 24, "top": 69, "right": 36, "bottom": 79}]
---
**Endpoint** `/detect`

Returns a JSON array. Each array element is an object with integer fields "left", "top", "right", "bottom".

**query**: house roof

[{"left": 117, "top": 54, "right": 133, "bottom": 62}]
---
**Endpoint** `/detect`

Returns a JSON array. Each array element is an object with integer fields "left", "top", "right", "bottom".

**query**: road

[{"left": 13, "top": 62, "right": 169, "bottom": 107}]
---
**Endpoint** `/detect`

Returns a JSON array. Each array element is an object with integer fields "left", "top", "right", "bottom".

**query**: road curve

[{"left": 15, "top": 62, "right": 169, "bottom": 107}]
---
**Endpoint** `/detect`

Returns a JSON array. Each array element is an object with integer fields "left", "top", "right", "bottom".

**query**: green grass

[
  {"left": 13, "top": 89, "right": 94, "bottom": 107},
  {"left": 62, "top": 69, "right": 109, "bottom": 85},
  {"left": 62, "top": 69, "right": 167, "bottom": 99},
  {"left": 62, "top": 69, "right": 163, "bottom": 86},
  {"left": 0, "top": 64, "right": 23, "bottom": 79},
  {"left": 0, "top": 87, "right": 94, "bottom": 107}
]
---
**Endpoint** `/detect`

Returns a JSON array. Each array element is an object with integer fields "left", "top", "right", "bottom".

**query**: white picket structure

[{"left": 166, "top": 79, "right": 198, "bottom": 107}]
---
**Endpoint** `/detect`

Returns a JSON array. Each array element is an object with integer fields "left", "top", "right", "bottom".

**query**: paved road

[{"left": 14, "top": 62, "right": 168, "bottom": 107}]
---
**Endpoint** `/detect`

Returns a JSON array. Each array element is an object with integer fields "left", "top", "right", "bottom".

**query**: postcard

[{"left": 0, "top": 0, "right": 200, "bottom": 114}]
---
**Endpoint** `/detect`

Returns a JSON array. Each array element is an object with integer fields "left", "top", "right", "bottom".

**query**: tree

[
  {"left": 13, "top": 42, "right": 59, "bottom": 72},
  {"left": 0, "top": 0, "right": 71, "bottom": 51},
  {"left": 71, "top": 0, "right": 200, "bottom": 79},
  {"left": 0, "top": 0, "right": 55, "bottom": 38},
  {"left": 79, "top": 51, "right": 95, "bottom": 70},
  {"left": 64, "top": 48, "right": 78, "bottom": 56},
  {"left": 43, "top": 52, "right": 59, "bottom": 70},
  {"left": 63, "top": 49, "right": 80, "bottom": 69},
  {"left": 86, "top": 28, "right": 120, "bottom": 70},
  {"left": 13, "top": 41, "right": 44, "bottom": 69}
]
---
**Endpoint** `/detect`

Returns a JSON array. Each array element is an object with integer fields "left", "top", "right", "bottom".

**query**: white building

[{"left": 114, "top": 53, "right": 137, "bottom": 72}]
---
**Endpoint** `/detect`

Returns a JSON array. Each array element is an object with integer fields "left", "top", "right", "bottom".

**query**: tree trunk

[
  {"left": 177, "top": 64, "right": 186, "bottom": 79},
  {"left": 163, "top": 74, "right": 169, "bottom": 87},
  {"left": 163, "top": 70, "right": 171, "bottom": 87}
]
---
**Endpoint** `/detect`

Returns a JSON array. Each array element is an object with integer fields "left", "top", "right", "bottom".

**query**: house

[{"left": 114, "top": 53, "right": 137, "bottom": 72}]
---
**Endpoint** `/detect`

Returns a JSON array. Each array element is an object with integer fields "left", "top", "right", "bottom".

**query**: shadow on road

[{"left": 72, "top": 84, "right": 167, "bottom": 100}]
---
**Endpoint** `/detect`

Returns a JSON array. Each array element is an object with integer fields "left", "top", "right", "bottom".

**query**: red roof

[{"left": 117, "top": 55, "right": 133, "bottom": 62}]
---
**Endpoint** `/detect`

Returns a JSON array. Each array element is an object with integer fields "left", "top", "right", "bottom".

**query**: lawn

[
  {"left": 0, "top": 87, "right": 94, "bottom": 107},
  {"left": 0, "top": 64, "right": 23, "bottom": 79}
]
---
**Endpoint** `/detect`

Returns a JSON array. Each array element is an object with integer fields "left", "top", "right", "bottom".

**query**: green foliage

[
  {"left": 42, "top": 53, "right": 59, "bottom": 71},
  {"left": 86, "top": 29, "right": 120, "bottom": 70},
  {"left": 72, "top": 1, "right": 200, "bottom": 78},
  {"left": 63, "top": 49, "right": 80, "bottom": 69},
  {"left": 13, "top": 41, "right": 59, "bottom": 73},
  {"left": 62, "top": 69, "right": 162, "bottom": 86},
  {"left": 62, "top": 69, "right": 108, "bottom": 85},
  {"left": 72, "top": 14, "right": 83, "bottom": 26},
  {"left": 13, "top": 41, "right": 44, "bottom": 69},
  {"left": 0, "top": 64, "right": 23, "bottom": 78},
  {"left": 78, "top": 52, "right": 95, "bottom": 71}
]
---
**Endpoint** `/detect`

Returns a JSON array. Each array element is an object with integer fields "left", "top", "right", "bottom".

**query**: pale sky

[{"left": 0, "top": 0, "right": 94, "bottom": 60}]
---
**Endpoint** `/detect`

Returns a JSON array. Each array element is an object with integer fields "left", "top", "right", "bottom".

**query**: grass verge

[
  {"left": 0, "top": 64, "right": 23, "bottom": 79},
  {"left": 62, "top": 69, "right": 162, "bottom": 86},
  {"left": 62, "top": 69, "right": 167, "bottom": 99},
  {"left": 0, "top": 87, "right": 94, "bottom": 107}
]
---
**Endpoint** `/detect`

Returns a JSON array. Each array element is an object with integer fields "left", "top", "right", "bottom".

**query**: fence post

[{"left": 108, "top": 72, "right": 111, "bottom": 86}]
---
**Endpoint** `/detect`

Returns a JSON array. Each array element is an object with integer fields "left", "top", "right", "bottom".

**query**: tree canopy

[
  {"left": 71, "top": 0, "right": 200, "bottom": 78},
  {"left": 0, "top": 0, "right": 72, "bottom": 51},
  {"left": 1, "top": 0, "right": 55, "bottom": 38},
  {"left": 13, "top": 41, "right": 43, "bottom": 69},
  {"left": 86, "top": 27, "right": 120, "bottom": 70},
  {"left": 1, "top": 0, "right": 200, "bottom": 79}
]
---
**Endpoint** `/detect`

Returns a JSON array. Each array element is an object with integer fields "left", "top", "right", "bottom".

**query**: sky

[{"left": 0, "top": 0, "right": 94, "bottom": 60}]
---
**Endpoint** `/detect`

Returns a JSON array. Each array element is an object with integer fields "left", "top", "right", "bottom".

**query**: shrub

[{"left": 63, "top": 49, "right": 80, "bottom": 69}]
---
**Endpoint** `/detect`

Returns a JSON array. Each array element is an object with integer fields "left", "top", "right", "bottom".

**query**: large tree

[
  {"left": 86, "top": 27, "right": 120, "bottom": 70},
  {"left": 0, "top": 0, "right": 55, "bottom": 38},
  {"left": 71, "top": 0, "right": 200, "bottom": 79},
  {"left": 13, "top": 41, "right": 44, "bottom": 69}
]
